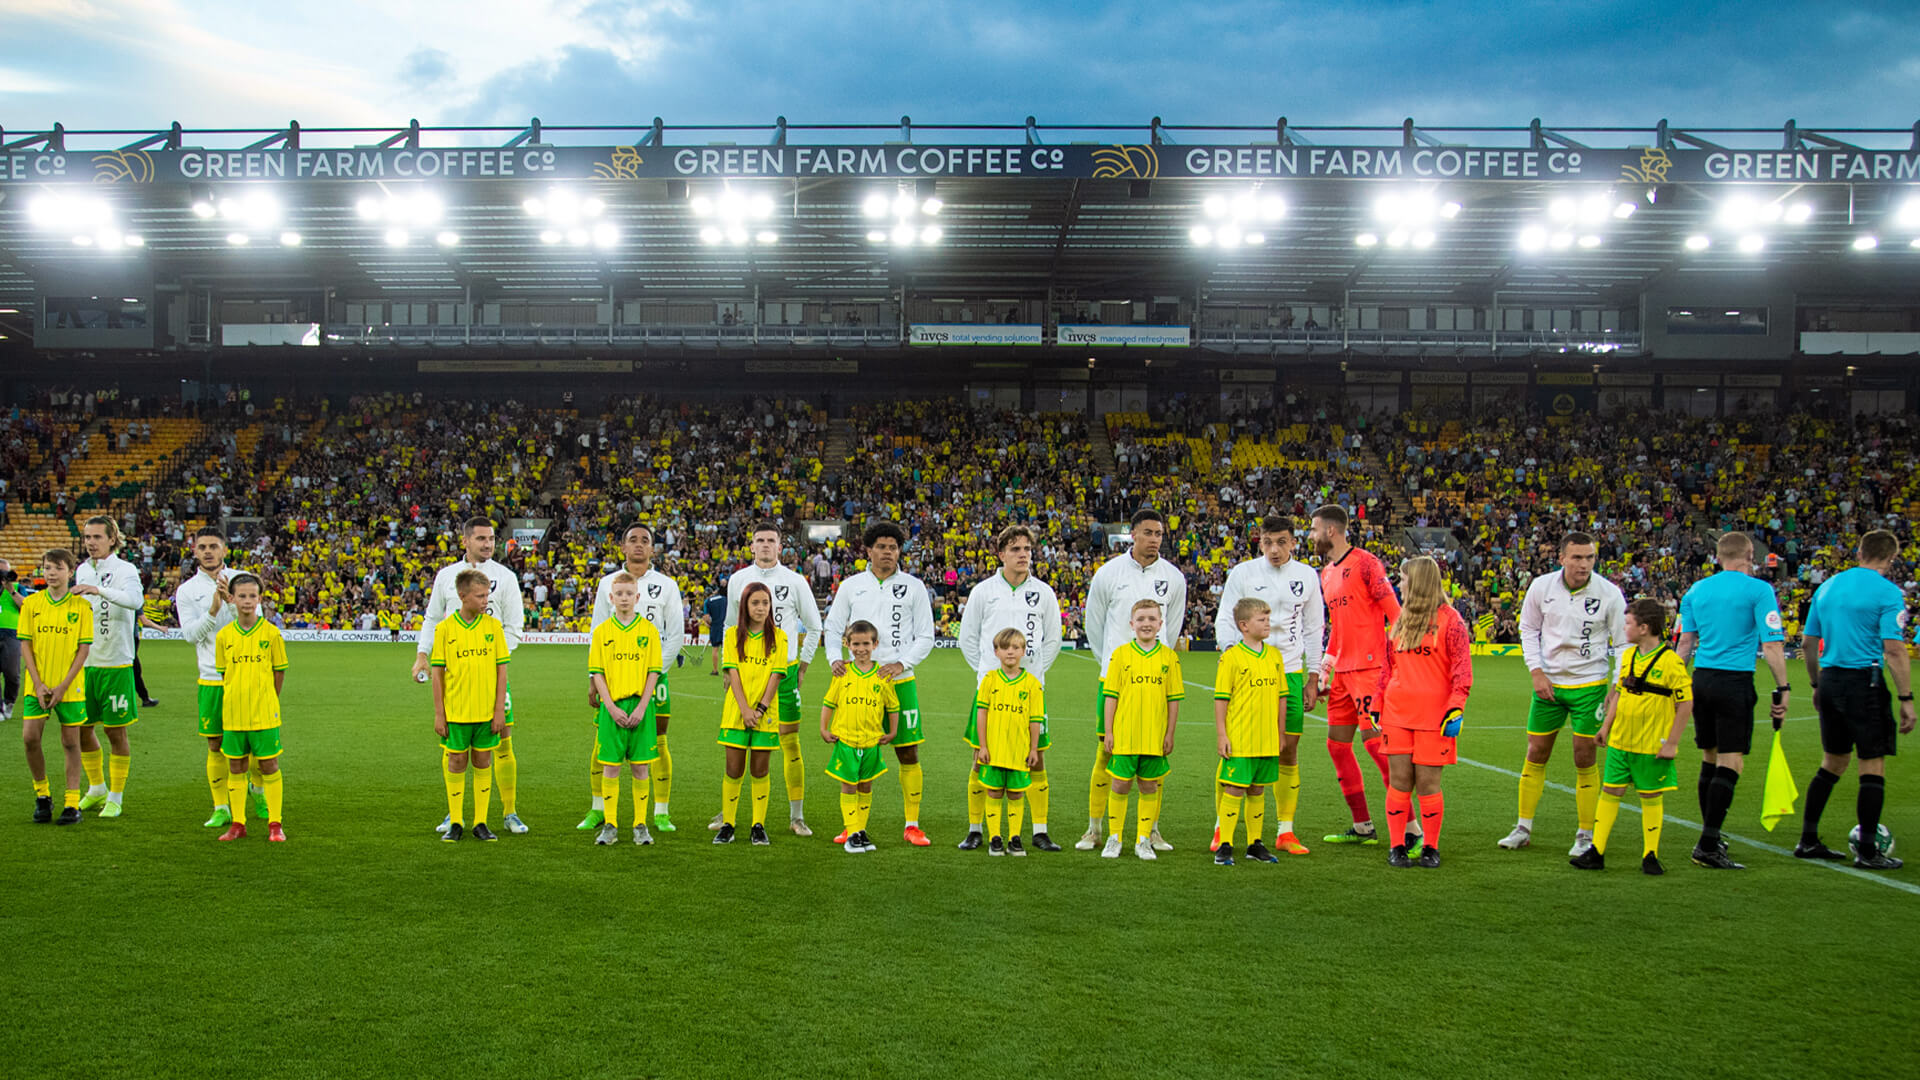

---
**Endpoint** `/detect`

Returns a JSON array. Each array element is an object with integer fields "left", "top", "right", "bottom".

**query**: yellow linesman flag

[{"left": 1761, "top": 730, "right": 1799, "bottom": 831}]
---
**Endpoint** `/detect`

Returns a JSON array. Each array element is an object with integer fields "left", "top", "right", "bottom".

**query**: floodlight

[
  {"left": 918, "top": 225, "right": 940, "bottom": 244},
  {"left": 1190, "top": 225, "right": 1212, "bottom": 246},
  {"left": 437, "top": 231, "right": 461, "bottom": 247},
  {"left": 279, "top": 232, "right": 303, "bottom": 246},
  {"left": 862, "top": 194, "right": 890, "bottom": 219},
  {"left": 1354, "top": 232, "right": 1379, "bottom": 247},
  {"left": 1737, "top": 234, "right": 1765, "bottom": 253},
  {"left": 1684, "top": 234, "right": 1711, "bottom": 251},
  {"left": 1852, "top": 234, "right": 1878, "bottom": 251}
]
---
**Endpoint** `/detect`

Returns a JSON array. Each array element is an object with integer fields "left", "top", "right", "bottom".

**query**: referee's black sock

[
  {"left": 1801, "top": 767, "right": 1841, "bottom": 845},
  {"left": 1701, "top": 766, "right": 1740, "bottom": 843},
  {"left": 1858, "top": 774, "right": 1887, "bottom": 842},
  {"left": 1697, "top": 761, "right": 1717, "bottom": 821}
]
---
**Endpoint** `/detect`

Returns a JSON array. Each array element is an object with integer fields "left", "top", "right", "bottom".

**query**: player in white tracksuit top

[
  {"left": 71, "top": 518, "right": 145, "bottom": 810},
  {"left": 1501, "top": 534, "right": 1627, "bottom": 854},
  {"left": 1080, "top": 509, "right": 1187, "bottom": 849},
  {"left": 955, "top": 524, "right": 1063, "bottom": 850},
  {"left": 411, "top": 520, "right": 527, "bottom": 833},
  {"left": 723, "top": 523, "right": 825, "bottom": 832},
  {"left": 581, "top": 521, "right": 688, "bottom": 830},
  {"left": 176, "top": 527, "right": 248, "bottom": 823}
]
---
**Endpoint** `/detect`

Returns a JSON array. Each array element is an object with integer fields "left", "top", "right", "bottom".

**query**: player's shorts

[
  {"left": 503, "top": 678, "right": 516, "bottom": 728},
  {"left": 825, "top": 742, "right": 889, "bottom": 785},
  {"left": 1107, "top": 753, "right": 1171, "bottom": 782},
  {"left": 221, "top": 726, "right": 283, "bottom": 760},
  {"left": 1326, "top": 669, "right": 1381, "bottom": 729},
  {"left": 1815, "top": 666, "right": 1898, "bottom": 761},
  {"left": 1602, "top": 746, "right": 1678, "bottom": 795},
  {"left": 1691, "top": 667, "right": 1758, "bottom": 755},
  {"left": 443, "top": 721, "right": 502, "bottom": 753},
  {"left": 892, "top": 678, "right": 924, "bottom": 748},
  {"left": 1382, "top": 723, "right": 1457, "bottom": 767},
  {"left": 1525, "top": 682, "right": 1608, "bottom": 738},
  {"left": 651, "top": 672, "right": 672, "bottom": 723},
  {"left": 1285, "top": 671, "right": 1305, "bottom": 736},
  {"left": 1217, "top": 755, "right": 1281, "bottom": 788},
  {"left": 776, "top": 668, "right": 801, "bottom": 727},
  {"left": 718, "top": 726, "right": 783, "bottom": 751},
  {"left": 595, "top": 695, "right": 660, "bottom": 766},
  {"left": 84, "top": 666, "right": 139, "bottom": 727},
  {"left": 197, "top": 683, "right": 226, "bottom": 737},
  {"left": 22, "top": 699, "right": 87, "bottom": 726},
  {"left": 976, "top": 763, "right": 1031, "bottom": 791}
]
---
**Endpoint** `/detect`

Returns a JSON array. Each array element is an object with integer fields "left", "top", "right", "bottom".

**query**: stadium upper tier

[{"left": 2, "top": 391, "right": 1915, "bottom": 643}]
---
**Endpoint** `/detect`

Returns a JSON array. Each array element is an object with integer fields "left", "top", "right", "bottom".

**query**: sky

[{"left": 4, "top": 1, "right": 1917, "bottom": 144}]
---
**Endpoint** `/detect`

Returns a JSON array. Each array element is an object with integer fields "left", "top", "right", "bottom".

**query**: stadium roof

[{"left": 4, "top": 118, "right": 1920, "bottom": 319}]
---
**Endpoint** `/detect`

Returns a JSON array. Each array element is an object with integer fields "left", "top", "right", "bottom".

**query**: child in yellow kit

[{"left": 820, "top": 621, "right": 900, "bottom": 854}]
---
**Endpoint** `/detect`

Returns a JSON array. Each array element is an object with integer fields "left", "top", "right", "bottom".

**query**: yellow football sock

[
  {"left": 494, "top": 737, "right": 517, "bottom": 816},
  {"left": 1518, "top": 758, "right": 1548, "bottom": 822},
  {"left": 604, "top": 774, "right": 622, "bottom": 828},
  {"left": 262, "top": 769, "right": 283, "bottom": 823},
  {"left": 444, "top": 767, "right": 466, "bottom": 827},
  {"left": 589, "top": 744, "right": 603, "bottom": 804},
  {"left": 1106, "top": 788, "right": 1129, "bottom": 843},
  {"left": 470, "top": 765, "right": 493, "bottom": 826},
  {"left": 81, "top": 748, "right": 103, "bottom": 789},
  {"left": 33, "top": 778, "right": 50, "bottom": 798},
  {"left": 1593, "top": 790, "right": 1621, "bottom": 856},
  {"left": 108, "top": 752, "right": 130, "bottom": 794},
  {"left": 750, "top": 773, "right": 771, "bottom": 827},
  {"left": 1642, "top": 795, "right": 1664, "bottom": 857},
  {"left": 899, "top": 761, "right": 923, "bottom": 825},
  {"left": 779, "top": 731, "right": 805, "bottom": 803},
  {"left": 228, "top": 772, "right": 248, "bottom": 823},
  {"left": 1137, "top": 796, "right": 1154, "bottom": 846},
  {"left": 967, "top": 772, "right": 987, "bottom": 830},
  {"left": 840, "top": 791, "right": 859, "bottom": 834},
  {"left": 1214, "top": 781, "right": 1225, "bottom": 830},
  {"left": 1574, "top": 763, "right": 1600, "bottom": 832},
  {"left": 987, "top": 794, "right": 1005, "bottom": 840},
  {"left": 652, "top": 734, "right": 673, "bottom": 810},
  {"left": 206, "top": 748, "right": 228, "bottom": 808},
  {"left": 248, "top": 760, "right": 264, "bottom": 790},
  {"left": 1028, "top": 768, "right": 1049, "bottom": 832},
  {"left": 857, "top": 790, "right": 872, "bottom": 833},
  {"left": 721, "top": 774, "right": 743, "bottom": 827},
  {"left": 1276, "top": 763, "right": 1301, "bottom": 831},
  {"left": 1248, "top": 791, "right": 1267, "bottom": 845},
  {"left": 1088, "top": 745, "right": 1111, "bottom": 826},
  {"left": 64, "top": 789, "right": 81, "bottom": 809},
  {"left": 1220, "top": 794, "right": 1244, "bottom": 846},
  {"left": 1008, "top": 796, "right": 1026, "bottom": 839}
]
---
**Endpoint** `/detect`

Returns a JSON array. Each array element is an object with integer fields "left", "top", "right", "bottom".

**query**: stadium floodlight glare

[
  {"left": 1684, "top": 233, "right": 1711, "bottom": 251},
  {"left": 72, "top": 235, "right": 94, "bottom": 246},
  {"left": 693, "top": 185, "right": 778, "bottom": 244},
  {"left": 279, "top": 232, "right": 302, "bottom": 247},
  {"left": 862, "top": 193, "right": 890, "bottom": 219},
  {"left": 921, "top": 197, "right": 943, "bottom": 216},
  {"left": 567, "top": 228, "right": 591, "bottom": 247},
  {"left": 1385, "top": 229, "right": 1409, "bottom": 248},
  {"left": 1203, "top": 194, "right": 1229, "bottom": 219},
  {"left": 1898, "top": 198, "right": 1920, "bottom": 228},
  {"left": 540, "top": 229, "right": 563, "bottom": 245},
  {"left": 1244, "top": 231, "right": 1266, "bottom": 245},
  {"left": 1217, "top": 225, "right": 1243, "bottom": 248},
  {"left": 225, "top": 232, "right": 249, "bottom": 246},
  {"left": 699, "top": 226, "right": 723, "bottom": 245},
  {"left": 591, "top": 224, "right": 618, "bottom": 248},
  {"left": 890, "top": 224, "right": 914, "bottom": 245},
  {"left": 192, "top": 201, "right": 217, "bottom": 219},
  {"left": 1613, "top": 201, "right": 1637, "bottom": 219},
  {"left": 1518, "top": 225, "right": 1548, "bottom": 251},
  {"left": 755, "top": 230, "right": 779, "bottom": 245},
  {"left": 1911, "top": 236, "right": 1920, "bottom": 249},
  {"left": 1853, "top": 234, "right": 1879, "bottom": 251},
  {"left": 1439, "top": 200, "right": 1462, "bottom": 219},
  {"left": 124, "top": 234, "right": 144, "bottom": 247},
  {"left": 865, "top": 229, "right": 887, "bottom": 244},
  {"left": 1190, "top": 225, "right": 1213, "bottom": 246},
  {"left": 29, "top": 193, "right": 112, "bottom": 229},
  {"left": 1411, "top": 230, "right": 1435, "bottom": 249},
  {"left": 725, "top": 226, "right": 749, "bottom": 246},
  {"left": 1354, "top": 232, "right": 1379, "bottom": 248},
  {"left": 1784, "top": 202, "right": 1813, "bottom": 224},
  {"left": 1577, "top": 234, "right": 1602, "bottom": 248},
  {"left": 384, "top": 228, "right": 408, "bottom": 247},
  {"left": 216, "top": 191, "right": 281, "bottom": 229},
  {"left": 526, "top": 188, "right": 604, "bottom": 227},
  {"left": 1549, "top": 231, "right": 1574, "bottom": 250},
  {"left": 918, "top": 225, "right": 941, "bottom": 244},
  {"left": 436, "top": 231, "right": 461, "bottom": 248},
  {"left": 1738, "top": 234, "right": 1765, "bottom": 253},
  {"left": 357, "top": 197, "right": 382, "bottom": 220}
]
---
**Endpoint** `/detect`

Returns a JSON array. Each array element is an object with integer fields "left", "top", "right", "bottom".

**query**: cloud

[{"left": 401, "top": 48, "right": 454, "bottom": 92}]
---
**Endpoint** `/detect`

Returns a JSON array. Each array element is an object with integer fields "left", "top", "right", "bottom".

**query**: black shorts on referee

[
  {"left": 1691, "top": 667, "right": 1758, "bottom": 755},
  {"left": 1816, "top": 667, "right": 1899, "bottom": 760}
]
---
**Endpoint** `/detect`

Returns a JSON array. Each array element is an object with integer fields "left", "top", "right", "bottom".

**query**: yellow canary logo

[
  {"left": 93, "top": 150, "right": 156, "bottom": 184},
  {"left": 1091, "top": 145, "right": 1159, "bottom": 180},
  {"left": 1619, "top": 148, "right": 1671, "bottom": 185},
  {"left": 593, "top": 146, "right": 645, "bottom": 180}
]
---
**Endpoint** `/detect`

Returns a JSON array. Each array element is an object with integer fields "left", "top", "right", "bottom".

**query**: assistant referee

[
  {"left": 1676, "top": 531, "right": 1790, "bottom": 869},
  {"left": 1797, "top": 529, "right": 1915, "bottom": 870}
]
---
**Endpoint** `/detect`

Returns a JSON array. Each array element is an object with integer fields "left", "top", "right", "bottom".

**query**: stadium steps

[
  {"left": 1087, "top": 423, "right": 1118, "bottom": 476},
  {"left": 822, "top": 417, "right": 855, "bottom": 482}
]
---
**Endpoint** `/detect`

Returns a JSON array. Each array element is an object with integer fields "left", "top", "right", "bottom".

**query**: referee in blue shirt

[
  {"left": 1798, "top": 529, "right": 1915, "bottom": 870},
  {"left": 1676, "top": 532, "right": 1790, "bottom": 869}
]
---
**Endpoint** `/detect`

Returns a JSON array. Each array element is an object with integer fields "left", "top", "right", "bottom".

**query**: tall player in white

[
  {"left": 720, "top": 520, "right": 823, "bottom": 836},
  {"left": 175, "top": 526, "right": 261, "bottom": 828},
  {"left": 72, "top": 516, "right": 145, "bottom": 817},
  {"left": 1214, "top": 514, "right": 1324, "bottom": 855},
  {"left": 823, "top": 520, "right": 937, "bottom": 846},
  {"left": 413, "top": 518, "right": 527, "bottom": 834},
  {"left": 579, "top": 521, "right": 685, "bottom": 834},
  {"left": 957, "top": 524, "right": 1063, "bottom": 851},
  {"left": 1079, "top": 508, "right": 1187, "bottom": 853}
]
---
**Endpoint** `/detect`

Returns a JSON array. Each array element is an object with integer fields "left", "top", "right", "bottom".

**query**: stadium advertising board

[
  {"left": 1057, "top": 324, "right": 1190, "bottom": 347},
  {"left": 909, "top": 324, "right": 1045, "bottom": 346},
  {"left": 20, "top": 144, "right": 1920, "bottom": 187}
]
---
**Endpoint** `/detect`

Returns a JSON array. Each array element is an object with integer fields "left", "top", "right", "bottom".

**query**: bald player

[{"left": 1310, "top": 504, "right": 1405, "bottom": 847}]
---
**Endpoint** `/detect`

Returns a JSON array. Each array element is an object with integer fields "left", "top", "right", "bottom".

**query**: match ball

[
  {"left": 415, "top": 671, "right": 430, "bottom": 684},
  {"left": 1848, "top": 823, "right": 1894, "bottom": 859}
]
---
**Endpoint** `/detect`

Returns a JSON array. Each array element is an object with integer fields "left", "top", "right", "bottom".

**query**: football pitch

[{"left": 3, "top": 642, "right": 1914, "bottom": 1080}]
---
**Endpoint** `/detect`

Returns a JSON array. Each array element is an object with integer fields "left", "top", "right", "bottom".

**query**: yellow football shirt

[
  {"left": 378, "top": 610, "right": 402, "bottom": 631},
  {"left": 974, "top": 668, "right": 1046, "bottom": 769},
  {"left": 215, "top": 618, "right": 288, "bottom": 731},
  {"left": 1213, "top": 640, "right": 1289, "bottom": 758},
  {"left": 719, "top": 625, "right": 791, "bottom": 731},
  {"left": 430, "top": 612, "right": 510, "bottom": 724},
  {"left": 19, "top": 591, "right": 92, "bottom": 703},
  {"left": 1609, "top": 644, "right": 1691, "bottom": 754},
  {"left": 1103, "top": 640, "right": 1184, "bottom": 755},
  {"left": 588, "top": 615, "right": 663, "bottom": 700},
  {"left": 824, "top": 663, "right": 900, "bottom": 748}
]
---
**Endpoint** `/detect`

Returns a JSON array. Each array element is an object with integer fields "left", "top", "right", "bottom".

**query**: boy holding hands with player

[
  {"left": 430, "top": 570, "right": 510, "bottom": 843},
  {"left": 589, "top": 572, "right": 664, "bottom": 846},
  {"left": 1213, "top": 597, "right": 1290, "bottom": 866},
  {"left": 972, "top": 628, "right": 1046, "bottom": 857},
  {"left": 1573, "top": 598, "right": 1692, "bottom": 875},
  {"left": 214, "top": 574, "right": 289, "bottom": 842},
  {"left": 820, "top": 620, "right": 900, "bottom": 853},
  {"left": 1101, "top": 599, "right": 1183, "bottom": 860}
]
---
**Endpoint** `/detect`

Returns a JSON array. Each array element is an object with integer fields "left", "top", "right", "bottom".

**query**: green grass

[{"left": 3, "top": 643, "right": 1914, "bottom": 1080}]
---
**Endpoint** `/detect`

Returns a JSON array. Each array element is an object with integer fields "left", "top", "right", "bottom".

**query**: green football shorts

[
  {"left": 1107, "top": 753, "right": 1172, "bottom": 782},
  {"left": 221, "top": 726, "right": 282, "bottom": 760},
  {"left": 891, "top": 677, "right": 923, "bottom": 748},
  {"left": 23, "top": 699, "right": 87, "bottom": 726},
  {"left": 198, "top": 683, "right": 226, "bottom": 737},
  {"left": 976, "top": 763, "right": 1031, "bottom": 791},
  {"left": 1285, "top": 671, "right": 1305, "bottom": 736},
  {"left": 1526, "top": 682, "right": 1609, "bottom": 738},
  {"left": 85, "top": 666, "right": 139, "bottom": 727},
  {"left": 1217, "top": 755, "right": 1281, "bottom": 788},
  {"left": 825, "top": 741, "right": 889, "bottom": 785},
  {"left": 719, "top": 726, "right": 782, "bottom": 751},
  {"left": 595, "top": 695, "right": 660, "bottom": 766},
  {"left": 776, "top": 667, "right": 801, "bottom": 727},
  {"left": 443, "top": 721, "right": 502, "bottom": 753},
  {"left": 1603, "top": 746, "right": 1679, "bottom": 795}
]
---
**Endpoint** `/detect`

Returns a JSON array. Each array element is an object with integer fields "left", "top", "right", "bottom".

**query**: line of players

[{"left": 13, "top": 507, "right": 1907, "bottom": 870}]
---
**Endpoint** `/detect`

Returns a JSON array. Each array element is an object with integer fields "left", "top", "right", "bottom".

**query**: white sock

[
  {"left": 1277, "top": 820, "right": 1293, "bottom": 834},
  {"left": 1089, "top": 817, "right": 1102, "bottom": 832},
  {"left": 107, "top": 791, "right": 123, "bottom": 805},
  {"left": 969, "top": 821, "right": 982, "bottom": 832},
  {"left": 905, "top": 819, "right": 918, "bottom": 828},
  {"left": 1355, "top": 820, "right": 1375, "bottom": 833},
  {"left": 1032, "top": 821, "right": 1046, "bottom": 833},
  {"left": 789, "top": 798, "right": 805, "bottom": 819},
  {"left": 591, "top": 795, "right": 605, "bottom": 810},
  {"left": 1517, "top": 817, "right": 1534, "bottom": 830},
  {"left": 654, "top": 801, "right": 668, "bottom": 814},
  {"left": 86, "top": 783, "right": 107, "bottom": 797}
]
